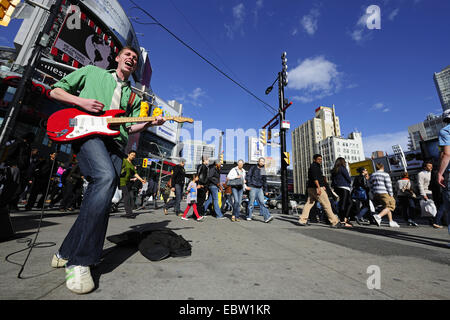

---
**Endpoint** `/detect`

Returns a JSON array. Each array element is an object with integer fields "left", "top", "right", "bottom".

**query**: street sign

[
  {"left": 281, "top": 120, "right": 290, "bottom": 130},
  {"left": 269, "top": 120, "right": 279, "bottom": 130}
]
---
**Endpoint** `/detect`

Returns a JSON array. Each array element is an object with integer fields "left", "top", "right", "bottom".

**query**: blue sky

[{"left": 2, "top": 0, "right": 450, "bottom": 162}]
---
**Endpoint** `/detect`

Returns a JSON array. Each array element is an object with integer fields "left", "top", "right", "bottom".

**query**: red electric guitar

[{"left": 46, "top": 108, "right": 193, "bottom": 143}]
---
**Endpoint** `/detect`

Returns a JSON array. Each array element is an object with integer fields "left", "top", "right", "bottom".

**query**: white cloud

[
  {"left": 224, "top": 3, "right": 246, "bottom": 39},
  {"left": 253, "top": 0, "right": 264, "bottom": 27},
  {"left": 349, "top": 9, "right": 373, "bottom": 43},
  {"left": 388, "top": 8, "right": 399, "bottom": 21},
  {"left": 301, "top": 8, "right": 320, "bottom": 36},
  {"left": 174, "top": 87, "right": 207, "bottom": 107},
  {"left": 371, "top": 102, "right": 390, "bottom": 113},
  {"left": 288, "top": 56, "right": 342, "bottom": 103},
  {"left": 362, "top": 131, "right": 409, "bottom": 157}
]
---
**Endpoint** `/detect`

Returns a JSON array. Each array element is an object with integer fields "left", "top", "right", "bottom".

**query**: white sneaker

[
  {"left": 373, "top": 214, "right": 382, "bottom": 227},
  {"left": 181, "top": 216, "right": 189, "bottom": 221},
  {"left": 65, "top": 265, "right": 95, "bottom": 294},
  {"left": 51, "top": 253, "right": 68, "bottom": 268},
  {"left": 389, "top": 221, "right": 400, "bottom": 228},
  {"left": 197, "top": 216, "right": 204, "bottom": 221}
]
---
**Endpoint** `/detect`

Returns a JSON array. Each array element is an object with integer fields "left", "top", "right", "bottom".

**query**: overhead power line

[{"left": 128, "top": 0, "right": 278, "bottom": 115}]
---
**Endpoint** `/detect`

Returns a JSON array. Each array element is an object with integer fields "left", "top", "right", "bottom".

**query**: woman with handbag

[
  {"left": 396, "top": 172, "right": 419, "bottom": 227},
  {"left": 226, "top": 160, "right": 247, "bottom": 222}
]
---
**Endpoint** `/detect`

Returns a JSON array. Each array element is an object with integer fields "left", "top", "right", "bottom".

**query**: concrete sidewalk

[{"left": 1, "top": 204, "right": 449, "bottom": 300}]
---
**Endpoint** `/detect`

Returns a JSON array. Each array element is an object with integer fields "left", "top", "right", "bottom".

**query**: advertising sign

[
  {"left": 53, "top": 8, "right": 118, "bottom": 70},
  {"left": 80, "top": 0, "right": 143, "bottom": 79},
  {"left": 248, "top": 137, "right": 265, "bottom": 163},
  {"left": 265, "top": 156, "right": 278, "bottom": 175},
  {"left": 349, "top": 159, "right": 374, "bottom": 176},
  {"left": 388, "top": 150, "right": 423, "bottom": 172},
  {"left": 147, "top": 95, "right": 180, "bottom": 144}
]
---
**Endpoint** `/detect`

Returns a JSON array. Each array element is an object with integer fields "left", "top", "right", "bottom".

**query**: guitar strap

[{"left": 125, "top": 91, "right": 137, "bottom": 117}]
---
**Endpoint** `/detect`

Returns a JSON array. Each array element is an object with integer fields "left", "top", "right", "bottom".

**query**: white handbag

[{"left": 420, "top": 199, "right": 437, "bottom": 217}]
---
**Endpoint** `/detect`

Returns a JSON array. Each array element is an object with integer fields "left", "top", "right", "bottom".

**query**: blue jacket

[
  {"left": 331, "top": 166, "right": 352, "bottom": 189},
  {"left": 247, "top": 165, "right": 268, "bottom": 191}
]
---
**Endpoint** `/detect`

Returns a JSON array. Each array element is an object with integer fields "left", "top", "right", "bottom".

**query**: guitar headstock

[{"left": 170, "top": 116, "right": 194, "bottom": 123}]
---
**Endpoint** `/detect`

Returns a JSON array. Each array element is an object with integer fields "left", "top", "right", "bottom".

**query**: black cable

[
  {"left": 128, "top": 0, "right": 278, "bottom": 115},
  {"left": 4, "top": 149, "right": 59, "bottom": 279}
]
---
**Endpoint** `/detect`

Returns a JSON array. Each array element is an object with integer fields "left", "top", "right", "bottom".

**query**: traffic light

[
  {"left": 268, "top": 129, "right": 272, "bottom": 142},
  {"left": 283, "top": 152, "right": 290, "bottom": 165},
  {"left": 0, "top": 0, "right": 20, "bottom": 27},
  {"left": 259, "top": 129, "right": 266, "bottom": 145},
  {"left": 142, "top": 158, "right": 148, "bottom": 168},
  {"left": 220, "top": 152, "right": 224, "bottom": 164},
  {"left": 281, "top": 52, "right": 288, "bottom": 87},
  {"left": 139, "top": 101, "right": 149, "bottom": 117}
]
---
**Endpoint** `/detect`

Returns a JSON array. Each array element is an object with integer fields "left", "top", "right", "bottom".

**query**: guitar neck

[
  {"left": 107, "top": 116, "right": 160, "bottom": 124},
  {"left": 107, "top": 116, "right": 192, "bottom": 124}
]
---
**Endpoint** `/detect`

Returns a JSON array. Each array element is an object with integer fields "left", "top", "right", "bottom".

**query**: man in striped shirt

[{"left": 369, "top": 163, "right": 400, "bottom": 228}]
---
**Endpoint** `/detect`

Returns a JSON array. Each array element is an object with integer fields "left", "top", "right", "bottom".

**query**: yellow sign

[
  {"left": 0, "top": 0, "right": 20, "bottom": 27},
  {"left": 142, "top": 158, "right": 148, "bottom": 168},
  {"left": 349, "top": 159, "right": 374, "bottom": 176},
  {"left": 284, "top": 152, "right": 290, "bottom": 165}
]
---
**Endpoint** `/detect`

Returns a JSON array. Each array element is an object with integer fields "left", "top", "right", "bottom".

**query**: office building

[
  {"left": 292, "top": 106, "right": 365, "bottom": 194},
  {"left": 181, "top": 140, "right": 215, "bottom": 172},
  {"left": 408, "top": 113, "right": 445, "bottom": 151},
  {"left": 434, "top": 65, "right": 450, "bottom": 111}
]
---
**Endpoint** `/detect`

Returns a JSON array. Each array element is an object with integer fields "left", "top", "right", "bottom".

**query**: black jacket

[
  {"left": 197, "top": 163, "right": 209, "bottom": 186},
  {"left": 247, "top": 165, "right": 267, "bottom": 191},
  {"left": 171, "top": 164, "right": 185, "bottom": 186},
  {"left": 307, "top": 162, "right": 325, "bottom": 188},
  {"left": 207, "top": 165, "right": 221, "bottom": 186}
]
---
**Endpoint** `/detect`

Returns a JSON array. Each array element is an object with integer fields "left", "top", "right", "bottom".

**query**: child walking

[{"left": 181, "top": 174, "right": 204, "bottom": 221}]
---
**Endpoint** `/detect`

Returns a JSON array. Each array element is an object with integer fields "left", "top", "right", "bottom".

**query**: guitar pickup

[{"left": 69, "top": 118, "right": 77, "bottom": 127}]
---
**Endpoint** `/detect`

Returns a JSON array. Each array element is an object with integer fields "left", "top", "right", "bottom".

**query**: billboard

[
  {"left": 265, "top": 156, "right": 278, "bottom": 175},
  {"left": 387, "top": 150, "right": 423, "bottom": 172},
  {"left": 248, "top": 137, "right": 265, "bottom": 163},
  {"left": 147, "top": 95, "right": 181, "bottom": 144},
  {"left": 348, "top": 159, "right": 374, "bottom": 176}
]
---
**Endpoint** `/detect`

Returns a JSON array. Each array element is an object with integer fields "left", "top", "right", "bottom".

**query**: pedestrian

[
  {"left": 164, "top": 159, "right": 186, "bottom": 216},
  {"left": 181, "top": 174, "right": 204, "bottom": 221},
  {"left": 162, "top": 178, "right": 175, "bottom": 214},
  {"left": 48, "top": 46, "right": 165, "bottom": 294},
  {"left": 48, "top": 162, "right": 65, "bottom": 209},
  {"left": 369, "top": 163, "right": 400, "bottom": 228},
  {"left": 352, "top": 167, "right": 371, "bottom": 225},
  {"left": 25, "top": 151, "right": 58, "bottom": 211},
  {"left": 1, "top": 132, "right": 35, "bottom": 211},
  {"left": 396, "top": 172, "right": 419, "bottom": 227},
  {"left": 59, "top": 158, "right": 83, "bottom": 212},
  {"left": 246, "top": 157, "right": 273, "bottom": 223},
  {"left": 437, "top": 109, "right": 450, "bottom": 247},
  {"left": 298, "top": 154, "right": 341, "bottom": 227},
  {"left": 196, "top": 156, "right": 209, "bottom": 217},
  {"left": 331, "top": 157, "right": 353, "bottom": 227},
  {"left": 137, "top": 178, "right": 148, "bottom": 208},
  {"left": 203, "top": 160, "right": 225, "bottom": 219},
  {"left": 227, "top": 159, "right": 246, "bottom": 222},
  {"left": 417, "top": 160, "right": 444, "bottom": 228},
  {"left": 119, "top": 150, "right": 145, "bottom": 218}
]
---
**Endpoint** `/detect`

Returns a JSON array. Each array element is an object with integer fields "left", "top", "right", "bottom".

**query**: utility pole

[
  {"left": 0, "top": 0, "right": 64, "bottom": 148},
  {"left": 263, "top": 52, "right": 291, "bottom": 215}
]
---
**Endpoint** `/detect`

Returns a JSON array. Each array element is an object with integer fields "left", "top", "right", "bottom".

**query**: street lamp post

[{"left": 149, "top": 142, "right": 166, "bottom": 199}]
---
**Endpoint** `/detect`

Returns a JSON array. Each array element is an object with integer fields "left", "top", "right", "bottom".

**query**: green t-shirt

[
  {"left": 120, "top": 158, "right": 136, "bottom": 187},
  {"left": 52, "top": 65, "right": 142, "bottom": 146}
]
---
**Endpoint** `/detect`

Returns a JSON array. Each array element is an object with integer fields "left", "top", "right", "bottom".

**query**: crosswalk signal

[
  {"left": 259, "top": 129, "right": 267, "bottom": 145},
  {"left": 0, "top": 0, "right": 20, "bottom": 27}
]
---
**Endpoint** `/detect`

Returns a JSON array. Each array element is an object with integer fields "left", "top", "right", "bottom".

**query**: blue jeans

[
  {"left": 231, "top": 187, "right": 243, "bottom": 219},
  {"left": 59, "top": 138, "right": 122, "bottom": 266},
  {"left": 203, "top": 185, "right": 223, "bottom": 218},
  {"left": 248, "top": 187, "right": 271, "bottom": 220}
]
